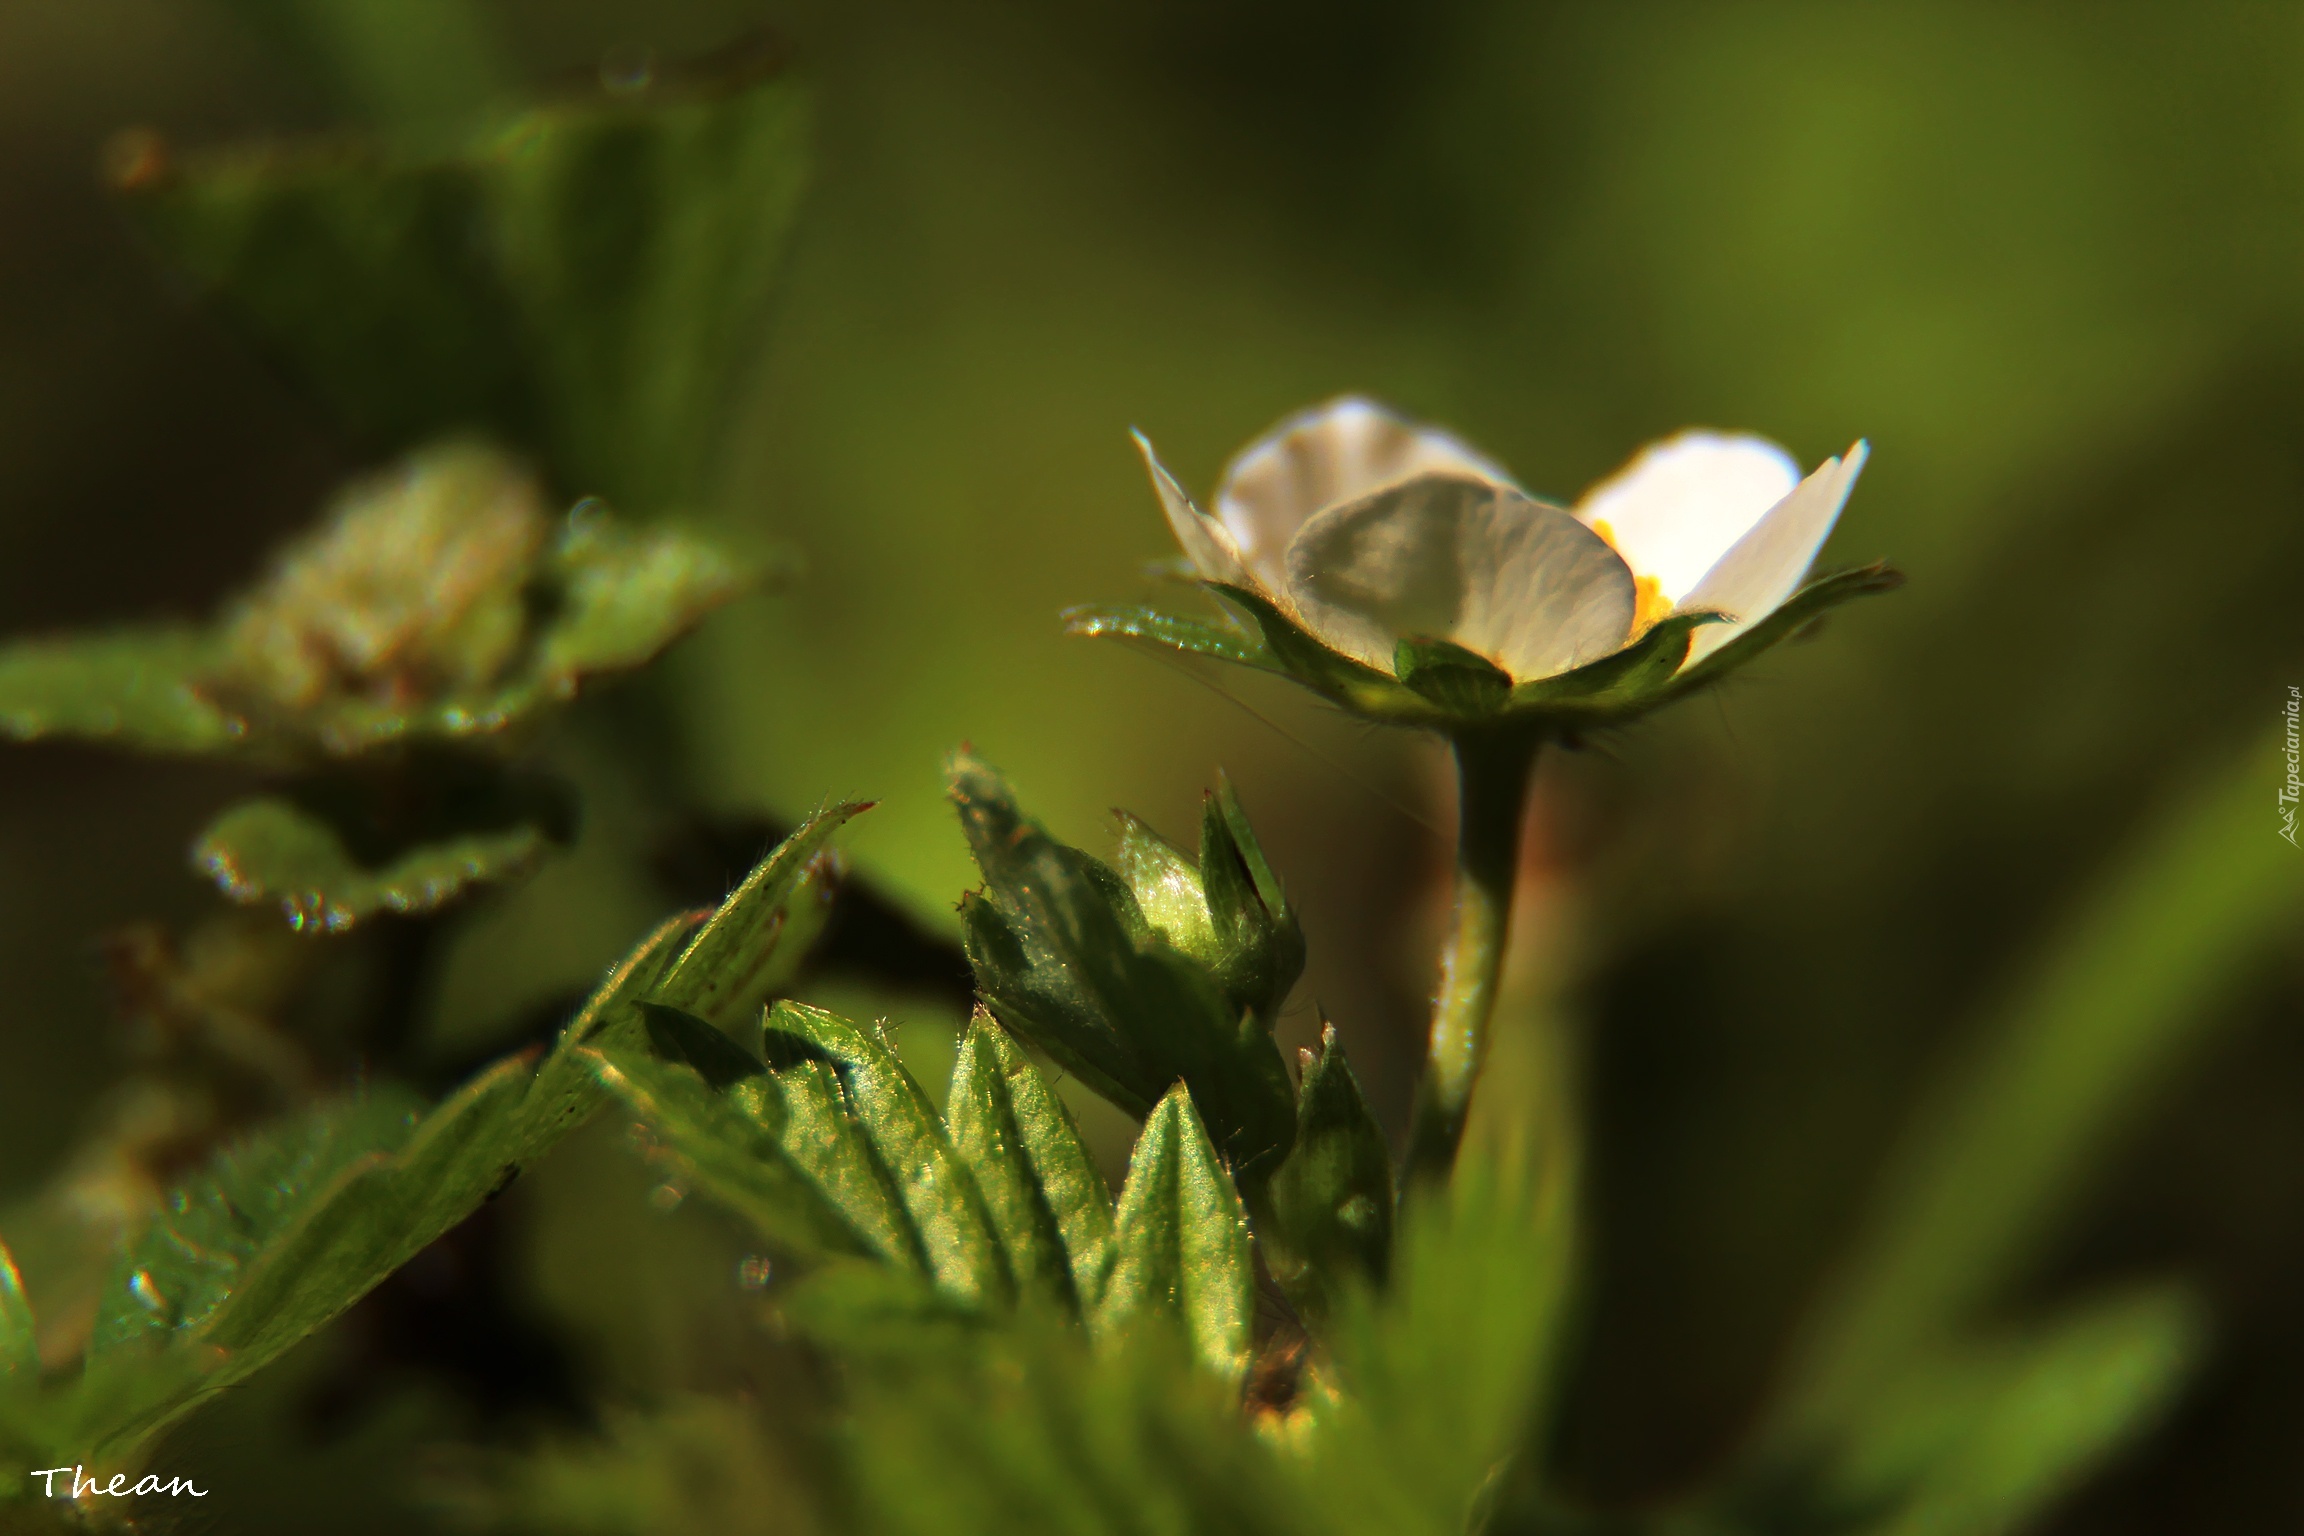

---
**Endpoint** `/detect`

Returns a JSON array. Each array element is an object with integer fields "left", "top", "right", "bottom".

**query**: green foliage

[
  {"left": 0, "top": 807, "right": 848, "bottom": 1474},
  {"left": 1827, "top": 1289, "right": 2201, "bottom": 1536},
  {"left": 947, "top": 1014, "right": 1114, "bottom": 1313},
  {"left": 120, "top": 62, "right": 811, "bottom": 513},
  {"left": 0, "top": 631, "right": 245, "bottom": 754},
  {"left": 1763, "top": 728, "right": 2302, "bottom": 1447},
  {"left": 1262, "top": 1024, "right": 1394, "bottom": 1326},
  {"left": 840, "top": 1323, "right": 1315, "bottom": 1536},
  {"left": 0, "top": 441, "right": 750, "bottom": 768},
  {"left": 1306, "top": 1135, "right": 1575, "bottom": 1536},
  {"left": 194, "top": 794, "right": 551, "bottom": 932},
  {"left": 948, "top": 750, "right": 1297, "bottom": 1179},
  {"left": 1092, "top": 1085, "right": 1255, "bottom": 1384}
]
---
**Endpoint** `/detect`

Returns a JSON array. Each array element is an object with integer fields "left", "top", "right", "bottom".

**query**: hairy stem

[{"left": 1403, "top": 730, "right": 1542, "bottom": 1189}]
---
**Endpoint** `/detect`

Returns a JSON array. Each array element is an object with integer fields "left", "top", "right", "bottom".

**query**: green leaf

[
  {"left": 1789, "top": 1288, "right": 2203, "bottom": 1536},
  {"left": 842, "top": 1319, "right": 1314, "bottom": 1536},
  {"left": 950, "top": 751, "right": 1296, "bottom": 1179},
  {"left": 762, "top": 1054, "right": 929, "bottom": 1277},
  {"left": 122, "top": 66, "right": 812, "bottom": 513},
  {"left": 1094, "top": 1086, "right": 1254, "bottom": 1384},
  {"left": 0, "top": 630, "right": 245, "bottom": 753},
  {"left": 482, "top": 69, "right": 813, "bottom": 511},
  {"left": 1307, "top": 1134, "right": 1575, "bottom": 1536},
  {"left": 947, "top": 1013, "right": 1115, "bottom": 1312},
  {"left": 1262, "top": 1024, "right": 1394, "bottom": 1326},
  {"left": 60, "top": 897, "right": 730, "bottom": 1464},
  {"left": 1394, "top": 636, "right": 1513, "bottom": 714},
  {"left": 86, "top": 1090, "right": 422, "bottom": 1361},
  {"left": 193, "top": 794, "right": 552, "bottom": 933},
  {"left": 1764, "top": 718, "right": 2304, "bottom": 1446},
  {"left": 514, "top": 908, "right": 705, "bottom": 1160},
  {"left": 1663, "top": 562, "right": 1905, "bottom": 699},
  {"left": 769, "top": 1003, "right": 1012, "bottom": 1307},
  {"left": 0, "top": 1240, "right": 38, "bottom": 1378},
  {"left": 650, "top": 799, "right": 866, "bottom": 1032},
  {"left": 588, "top": 1045, "right": 870, "bottom": 1263},
  {"left": 637, "top": 1001, "right": 765, "bottom": 1089},
  {"left": 534, "top": 511, "right": 757, "bottom": 688}
]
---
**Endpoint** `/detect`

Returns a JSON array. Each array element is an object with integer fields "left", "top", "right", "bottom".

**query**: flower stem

[{"left": 1403, "top": 729, "right": 1541, "bottom": 1190}]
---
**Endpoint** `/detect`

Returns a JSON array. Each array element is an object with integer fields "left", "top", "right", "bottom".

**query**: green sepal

[
  {"left": 1198, "top": 774, "right": 1305, "bottom": 1026},
  {"left": 1663, "top": 561, "right": 1906, "bottom": 698},
  {"left": 1093, "top": 1086, "right": 1255, "bottom": 1384},
  {"left": 946, "top": 1012, "right": 1115, "bottom": 1312},
  {"left": 949, "top": 750, "right": 1296, "bottom": 1178},
  {"left": 1058, "top": 602, "right": 1283, "bottom": 674},
  {"left": 637, "top": 1001, "right": 766, "bottom": 1089},
  {"left": 1112, "top": 811, "right": 1217, "bottom": 955},
  {"left": 768, "top": 1002, "right": 1013, "bottom": 1308},
  {"left": 1074, "top": 567, "right": 1899, "bottom": 734},
  {"left": 1505, "top": 609, "right": 1721, "bottom": 713},
  {"left": 193, "top": 794, "right": 553, "bottom": 933},
  {"left": 1263, "top": 1023, "right": 1395, "bottom": 1326},
  {"left": 0, "top": 1240, "right": 34, "bottom": 1378},
  {"left": 0, "top": 629, "right": 244, "bottom": 754},
  {"left": 1394, "top": 637, "right": 1513, "bottom": 714},
  {"left": 1206, "top": 582, "right": 1423, "bottom": 716}
]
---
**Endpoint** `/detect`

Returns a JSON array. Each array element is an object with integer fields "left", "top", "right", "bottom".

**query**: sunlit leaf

[
  {"left": 650, "top": 799, "right": 865, "bottom": 1034},
  {"left": 946, "top": 1013, "right": 1113, "bottom": 1312},
  {"left": 1094, "top": 1086, "right": 1254, "bottom": 1384},
  {"left": 534, "top": 512, "right": 756, "bottom": 688},
  {"left": 768, "top": 1003, "right": 1011, "bottom": 1307},
  {"left": 589, "top": 1046, "right": 869, "bottom": 1264}
]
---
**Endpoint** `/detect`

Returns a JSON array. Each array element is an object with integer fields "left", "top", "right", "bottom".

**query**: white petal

[
  {"left": 1680, "top": 441, "right": 1870, "bottom": 664},
  {"left": 1133, "top": 429, "right": 1249, "bottom": 586},
  {"left": 1215, "top": 397, "right": 1515, "bottom": 594},
  {"left": 1574, "top": 431, "right": 1801, "bottom": 604},
  {"left": 1284, "top": 474, "right": 1636, "bottom": 681}
]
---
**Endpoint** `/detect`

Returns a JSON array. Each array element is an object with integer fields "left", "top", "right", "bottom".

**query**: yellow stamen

[{"left": 1587, "top": 519, "right": 1676, "bottom": 635}]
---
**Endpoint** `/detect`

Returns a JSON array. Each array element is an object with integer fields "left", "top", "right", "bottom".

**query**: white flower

[{"left": 1137, "top": 396, "right": 1868, "bottom": 684}]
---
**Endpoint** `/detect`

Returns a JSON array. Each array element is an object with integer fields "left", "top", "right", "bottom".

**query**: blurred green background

[{"left": 0, "top": 2, "right": 2300, "bottom": 1531}]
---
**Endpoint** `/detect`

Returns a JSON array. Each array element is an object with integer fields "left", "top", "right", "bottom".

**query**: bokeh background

[{"left": 1, "top": 2, "right": 2300, "bottom": 1531}]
